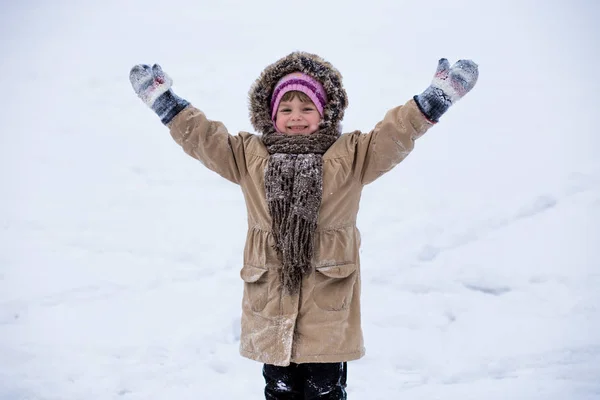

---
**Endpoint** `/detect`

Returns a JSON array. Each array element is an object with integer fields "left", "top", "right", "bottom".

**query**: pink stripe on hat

[{"left": 270, "top": 72, "right": 327, "bottom": 122}]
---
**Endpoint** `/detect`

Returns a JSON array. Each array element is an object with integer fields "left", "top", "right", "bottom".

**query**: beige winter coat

[{"left": 168, "top": 99, "right": 432, "bottom": 366}]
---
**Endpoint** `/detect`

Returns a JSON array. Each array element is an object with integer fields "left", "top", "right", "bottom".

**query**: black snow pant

[{"left": 263, "top": 362, "right": 347, "bottom": 399}]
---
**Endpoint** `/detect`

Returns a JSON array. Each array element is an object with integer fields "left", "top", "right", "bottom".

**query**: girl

[{"left": 130, "top": 52, "right": 478, "bottom": 399}]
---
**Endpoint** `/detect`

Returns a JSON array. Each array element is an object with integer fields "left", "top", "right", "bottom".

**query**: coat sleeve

[
  {"left": 354, "top": 99, "right": 433, "bottom": 185},
  {"left": 167, "top": 106, "right": 248, "bottom": 184}
]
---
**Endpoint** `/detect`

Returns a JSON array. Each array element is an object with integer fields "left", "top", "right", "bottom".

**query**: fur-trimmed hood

[{"left": 248, "top": 52, "right": 348, "bottom": 136}]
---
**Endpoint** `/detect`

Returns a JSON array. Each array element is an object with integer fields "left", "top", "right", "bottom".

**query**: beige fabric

[{"left": 168, "top": 99, "right": 433, "bottom": 366}]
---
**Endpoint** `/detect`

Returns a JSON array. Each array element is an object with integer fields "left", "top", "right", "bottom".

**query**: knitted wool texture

[
  {"left": 270, "top": 72, "right": 328, "bottom": 122},
  {"left": 414, "top": 58, "right": 479, "bottom": 123},
  {"left": 129, "top": 64, "right": 189, "bottom": 125}
]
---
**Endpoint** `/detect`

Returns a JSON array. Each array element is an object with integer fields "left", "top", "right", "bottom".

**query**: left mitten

[
  {"left": 414, "top": 58, "right": 478, "bottom": 123},
  {"left": 129, "top": 64, "right": 189, "bottom": 125}
]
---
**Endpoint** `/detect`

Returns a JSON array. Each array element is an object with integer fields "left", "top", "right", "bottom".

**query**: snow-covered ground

[{"left": 1, "top": 1, "right": 599, "bottom": 399}]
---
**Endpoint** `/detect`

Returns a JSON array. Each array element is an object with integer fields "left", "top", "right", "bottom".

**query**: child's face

[{"left": 275, "top": 97, "right": 321, "bottom": 135}]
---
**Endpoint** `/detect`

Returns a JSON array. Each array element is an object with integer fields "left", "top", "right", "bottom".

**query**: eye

[
  {"left": 303, "top": 107, "right": 315, "bottom": 112},
  {"left": 279, "top": 108, "right": 291, "bottom": 113}
]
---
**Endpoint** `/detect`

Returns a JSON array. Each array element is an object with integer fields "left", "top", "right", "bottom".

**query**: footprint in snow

[
  {"left": 417, "top": 245, "right": 440, "bottom": 262},
  {"left": 209, "top": 359, "right": 229, "bottom": 374},
  {"left": 463, "top": 283, "right": 511, "bottom": 296},
  {"left": 514, "top": 194, "right": 557, "bottom": 219}
]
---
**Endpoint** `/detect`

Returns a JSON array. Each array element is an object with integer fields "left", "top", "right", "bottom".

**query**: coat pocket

[
  {"left": 314, "top": 263, "right": 357, "bottom": 311},
  {"left": 240, "top": 265, "right": 269, "bottom": 312}
]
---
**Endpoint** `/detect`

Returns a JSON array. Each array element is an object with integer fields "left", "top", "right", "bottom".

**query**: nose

[{"left": 290, "top": 110, "right": 302, "bottom": 120}]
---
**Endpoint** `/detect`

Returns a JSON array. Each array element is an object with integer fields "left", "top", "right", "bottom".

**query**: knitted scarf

[{"left": 262, "top": 131, "right": 338, "bottom": 294}]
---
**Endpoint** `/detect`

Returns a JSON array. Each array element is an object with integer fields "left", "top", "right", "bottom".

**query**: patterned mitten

[
  {"left": 129, "top": 64, "right": 189, "bottom": 125},
  {"left": 414, "top": 58, "right": 479, "bottom": 123}
]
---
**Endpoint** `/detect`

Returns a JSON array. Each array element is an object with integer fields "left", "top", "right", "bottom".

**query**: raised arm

[
  {"left": 129, "top": 64, "right": 247, "bottom": 184},
  {"left": 355, "top": 58, "right": 479, "bottom": 185}
]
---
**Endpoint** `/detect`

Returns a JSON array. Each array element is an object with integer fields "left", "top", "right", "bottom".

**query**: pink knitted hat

[{"left": 270, "top": 72, "right": 328, "bottom": 121}]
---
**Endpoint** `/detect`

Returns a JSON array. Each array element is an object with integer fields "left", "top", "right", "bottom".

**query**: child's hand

[
  {"left": 129, "top": 63, "right": 189, "bottom": 125},
  {"left": 130, "top": 64, "right": 173, "bottom": 107},
  {"left": 414, "top": 58, "right": 479, "bottom": 123}
]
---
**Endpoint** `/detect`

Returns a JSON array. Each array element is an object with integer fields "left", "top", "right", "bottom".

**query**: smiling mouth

[{"left": 288, "top": 126, "right": 308, "bottom": 132}]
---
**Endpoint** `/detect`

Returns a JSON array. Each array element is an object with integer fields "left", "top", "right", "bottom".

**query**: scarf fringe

[
  {"left": 268, "top": 199, "right": 290, "bottom": 256},
  {"left": 281, "top": 214, "right": 316, "bottom": 294},
  {"left": 269, "top": 199, "right": 316, "bottom": 295}
]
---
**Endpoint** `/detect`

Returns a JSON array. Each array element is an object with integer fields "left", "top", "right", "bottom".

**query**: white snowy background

[{"left": 1, "top": 0, "right": 599, "bottom": 399}]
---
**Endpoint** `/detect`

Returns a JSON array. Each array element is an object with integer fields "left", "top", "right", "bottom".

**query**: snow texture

[{"left": 1, "top": 0, "right": 599, "bottom": 399}]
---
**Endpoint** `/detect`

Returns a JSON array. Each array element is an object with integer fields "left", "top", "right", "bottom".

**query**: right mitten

[
  {"left": 129, "top": 64, "right": 189, "bottom": 125},
  {"left": 414, "top": 58, "right": 479, "bottom": 123}
]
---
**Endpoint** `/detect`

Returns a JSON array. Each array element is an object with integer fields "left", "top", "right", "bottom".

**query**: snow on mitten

[
  {"left": 129, "top": 64, "right": 189, "bottom": 125},
  {"left": 414, "top": 58, "right": 479, "bottom": 123}
]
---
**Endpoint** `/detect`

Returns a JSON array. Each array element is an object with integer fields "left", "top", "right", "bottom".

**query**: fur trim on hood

[{"left": 248, "top": 51, "right": 348, "bottom": 136}]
